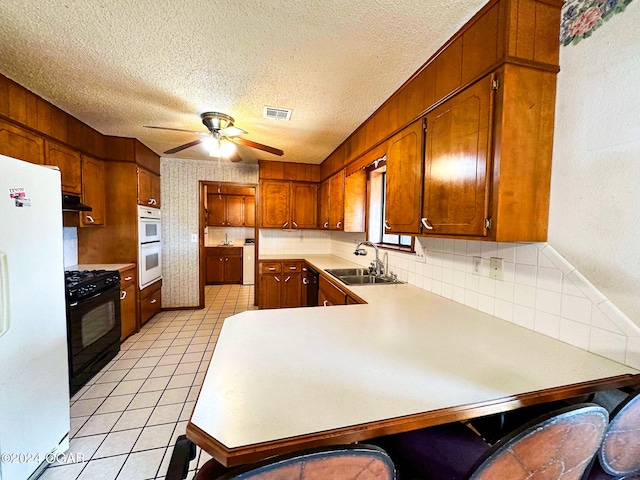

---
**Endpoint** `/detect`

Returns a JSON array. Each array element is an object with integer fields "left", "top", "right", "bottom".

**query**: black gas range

[{"left": 64, "top": 269, "right": 122, "bottom": 395}]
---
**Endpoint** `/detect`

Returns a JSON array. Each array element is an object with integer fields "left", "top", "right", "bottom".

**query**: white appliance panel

[
  {"left": 242, "top": 245, "right": 255, "bottom": 285},
  {"left": 0, "top": 155, "right": 70, "bottom": 480}
]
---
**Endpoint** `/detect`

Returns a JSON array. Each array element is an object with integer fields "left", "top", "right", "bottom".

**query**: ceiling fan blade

[
  {"left": 219, "top": 125, "right": 248, "bottom": 137},
  {"left": 232, "top": 137, "right": 284, "bottom": 156},
  {"left": 144, "top": 125, "right": 209, "bottom": 136},
  {"left": 164, "top": 139, "right": 204, "bottom": 155},
  {"left": 229, "top": 150, "right": 243, "bottom": 163}
]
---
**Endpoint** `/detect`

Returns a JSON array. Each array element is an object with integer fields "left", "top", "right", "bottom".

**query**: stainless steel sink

[
  {"left": 325, "top": 268, "right": 369, "bottom": 277},
  {"left": 325, "top": 268, "right": 401, "bottom": 286},
  {"left": 338, "top": 275, "right": 396, "bottom": 285}
]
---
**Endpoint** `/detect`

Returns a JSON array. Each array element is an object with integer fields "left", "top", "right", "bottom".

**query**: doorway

[{"left": 198, "top": 181, "right": 258, "bottom": 308}]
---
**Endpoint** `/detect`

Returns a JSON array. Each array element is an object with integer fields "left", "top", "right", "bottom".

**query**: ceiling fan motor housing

[{"left": 201, "top": 112, "right": 234, "bottom": 132}]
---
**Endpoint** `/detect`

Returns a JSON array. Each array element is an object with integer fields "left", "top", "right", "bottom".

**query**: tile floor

[{"left": 41, "top": 285, "right": 256, "bottom": 480}]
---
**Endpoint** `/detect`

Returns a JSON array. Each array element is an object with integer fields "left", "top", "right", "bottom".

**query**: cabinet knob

[
  {"left": 86, "top": 215, "right": 95, "bottom": 224},
  {"left": 336, "top": 221, "right": 342, "bottom": 229},
  {"left": 421, "top": 218, "right": 434, "bottom": 230},
  {"left": 282, "top": 221, "right": 289, "bottom": 229},
  {"left": 274, "top": 276, "right": 280, "bottom": 282},
  {"left": 124, "top": 276, "right": 133, "bottom": 281},
  {"left": 384, "top": 220, "right": 391, "bottom": 230},
  {"left": 120, "top": 290, "right": 127, "bottom": 300},
  {"left": 284, "top": 276, "right": 291, "bottom": 282},
  {"left": 323, "top": 221, "right": 329, "bottom": 229},
  {"left": 303, "top": 278, "right": 309, "bottom": 285},
  {"left": 292, "top": 221, "right": 298, "bottom": 228},
  {"left": 219, "top": 258, "right": 223, "bottom": 261},
  {"left": 225, "top": 258, "right": 229, "bottom": 261},
  {"left": 150, "top": 299, "right": 157, "bottom": 304},
  {"left": 147, "top": 198, "right": 157, "bottom": 206},
  {"left": 269, "top": 267, "right": 276, "bottom": 271},
  {"left": 323, "top": 300, "right": 329, "bottom": 307}
]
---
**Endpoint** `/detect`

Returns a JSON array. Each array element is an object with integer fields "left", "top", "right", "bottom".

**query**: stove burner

[{"left": 65, "top": 269, "right": 120, "bottom": 301}]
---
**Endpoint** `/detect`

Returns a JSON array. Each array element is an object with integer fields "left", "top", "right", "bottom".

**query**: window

[{"left": 368, "top": 166, "right": 414, "bottom": 252}]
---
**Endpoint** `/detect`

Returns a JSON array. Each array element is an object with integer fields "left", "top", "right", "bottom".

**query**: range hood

[{"left": 62, "top": 194, "right": 92, "bottom": 212}]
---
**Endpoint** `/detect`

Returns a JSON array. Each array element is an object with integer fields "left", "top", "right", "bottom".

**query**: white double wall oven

[{"left": 138, "top": 205, "right": 162, "bottom": 289}]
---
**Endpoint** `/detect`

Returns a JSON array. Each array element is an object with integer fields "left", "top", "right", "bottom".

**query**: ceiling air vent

[{"left": 263, "top": 106, "right": 292, "bottom": 121}]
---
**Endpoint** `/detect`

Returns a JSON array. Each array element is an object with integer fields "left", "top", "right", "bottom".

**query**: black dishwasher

[{"left": 305, "top": 266, "right": 319, "bottom": 307}]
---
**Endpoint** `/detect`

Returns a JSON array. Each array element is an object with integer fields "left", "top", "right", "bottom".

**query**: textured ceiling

[{"left": 0, "top": 0, "right": 488, "bottom": 164}]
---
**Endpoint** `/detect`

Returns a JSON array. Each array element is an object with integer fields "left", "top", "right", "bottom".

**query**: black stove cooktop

[{"left": 64, "top": 269, "right": 120, "bottom": 301}]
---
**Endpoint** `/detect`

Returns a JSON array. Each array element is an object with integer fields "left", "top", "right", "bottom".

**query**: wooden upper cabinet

[
  {"left": 261, "top": 180, "right": 290, "bottom": 228},
  {"left": 0, "top": 120, "right": 44, "bottom": 165},
  {"left": 244, "top": 196, "right": 255, "bottom": 227},
  {"left": 328, "top": 170, "right": 345, "bottom": 230},
  {"left": 81, "top": 156, "right": 106, "bottom": 226},
  {"left": 260, "top": 180, "right": 315, "bottom": 229},
  {"left": 344, "top": 169, "right": 366, "bottom": 233},
  {"left": 385, "top": 120, "right": 424, "bottom": 234},
  {"left": 422, "top": 75, "right": 493, "bottom": 237},
  {"left": 226, "top": 195, "right": 244, "bottom": 227},
  {"left": 291, "top": 183, "right": 317, "bottom": 229},
  {"left": 45, "top": 140, "right": 81, "bottom": 194},
  {"left": 138, "top": 167, "right": 160, "bottom": 207},
  {"left": 207, "top": 195, "right": 226, "bottom": 226},
  {"left": 318, "top": 180, "right": 330, "bottom": 230}
]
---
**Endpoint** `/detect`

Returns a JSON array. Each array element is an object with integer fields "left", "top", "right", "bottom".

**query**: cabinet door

[
  {"left": 208, "top": 195, "right": 226, "bottom": 226},
  {"left": 291, "top": 183, "right": 317, "bottom": 229},
  {"left": 318, "top": 180, "right": 330, "bottom": 230},
  {"left": 281, "top": 272, "right": 303, "bottom": 308},
  {"left": 344, "top": 170, "right": 366, "bottom": 233},
  {"left": 206, "top": 256, "right": 225, "bottom": 284},
  {"left": 260, "top": 180, "right": 290, "bottom": 228},
  {"left": 138, "top": 167, "right": 151, "bottom": 206},
  {"left": 226, "top": 195, "right": 244, "bottom": 227},
  {"left": 385, "top": 120, "right": 424, "bottom": 234},
  {"left": 319, "top": 276, "right": 347, "bottom": 306},
  {"left": 0, "top": 120, "right": 44, "bottom": 165},
  {"left": 150, "top": 173, "right": 161, "bottom": 208},
  {"left": 120, "top": 283, "right": 137, "bottom": 341},
  {"left": 423, "top": 76, "right": 492, "bottom": 236},
  {"left": 259, "top": 274, "right": 282, "bottom": 309},
  {"left": 244, "top": 196, "right": 255, "bottom": 227},
  {"left": 81, "top": 156, "right": 105, "bottom": 226},
  {"left": 224, "top": 256, "right": 243, "bottom": 283},
  {"left": 45, "top": 140, "right": 82, "bottom": 194},
  {"left": 328, "top": 171, "right": 345, "bottom": 230}
]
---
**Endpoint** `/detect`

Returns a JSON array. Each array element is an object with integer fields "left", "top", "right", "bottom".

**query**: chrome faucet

[{"left": 354, "top": 241, "right": 385, "bottom": 277}]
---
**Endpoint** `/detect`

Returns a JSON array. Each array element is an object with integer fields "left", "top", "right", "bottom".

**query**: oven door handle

[{"left": 68, "top": 289, "right": 109, "bottom": 307}]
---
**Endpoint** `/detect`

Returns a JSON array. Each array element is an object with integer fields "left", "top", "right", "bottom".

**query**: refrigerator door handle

[{"left": 0, "top": 252, "right": 9, "bottom": 337}]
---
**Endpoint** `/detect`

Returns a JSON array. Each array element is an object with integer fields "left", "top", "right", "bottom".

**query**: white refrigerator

[{"left": 0, "top": 155, "right": 71, "bottom": 480}]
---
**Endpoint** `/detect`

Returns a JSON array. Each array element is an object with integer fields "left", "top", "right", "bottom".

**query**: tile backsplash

[
  {"left": 259, "top": 229, "right": 332, "bottom": 255},
  {"left": 206, "top": 227, "right": 253, "bottom": 246},
  {"left": 63, "top": 227, "right": 78, "bottom": 268},
  {"left": 331, "top": 233, "right": 640, "bottom": 369}
]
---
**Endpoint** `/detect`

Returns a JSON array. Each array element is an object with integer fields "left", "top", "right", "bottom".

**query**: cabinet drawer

[
  {"left": 119, "top": 266, "right": 136, "bottom": 287},
  {"left": 260, "top": 262, "right": 282, "bottom": 274},
  {"left": 139, "top": 280, "right": 161, "bottom": 326},
  {"left": 283, "top": 262, "right": 303, "bottom": 273}
]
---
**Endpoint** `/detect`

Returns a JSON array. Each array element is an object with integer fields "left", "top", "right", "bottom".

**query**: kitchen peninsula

[{"left": 187, "top": 255, "right": 639, "bottom": 468}]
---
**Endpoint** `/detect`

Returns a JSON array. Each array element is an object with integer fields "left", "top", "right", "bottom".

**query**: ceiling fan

[{"left": 144, "top": 112, "right": 284, "bottom": 162}]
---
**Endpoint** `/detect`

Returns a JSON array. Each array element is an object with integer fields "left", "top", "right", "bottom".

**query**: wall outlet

[
  {"left": 472, "top": 256, "right": 482, "bottom": 274},
  {"left": 490, "top": 257, "right": 503, "bottom": 280},
  {"left": 190, "top": 234, "right": 198, "bottom": 243}
]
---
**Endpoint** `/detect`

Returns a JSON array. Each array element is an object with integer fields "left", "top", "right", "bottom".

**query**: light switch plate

[
  {"left": 190, "top": 234, "right": 198, "bottom": 243},
  {"left": 490, "top": 257, "right": 503, "bottom": 280},
  {"left": 472, "top": 256, "right": 482, "bottom": 275}
]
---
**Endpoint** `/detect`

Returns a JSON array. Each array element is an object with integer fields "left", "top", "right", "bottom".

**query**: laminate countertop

[
  {"left": 68, "top": 263, "right": 136, "bottom": 273},
  {"left": 189, "top": 254, "right": 639, "bottom": 466}
]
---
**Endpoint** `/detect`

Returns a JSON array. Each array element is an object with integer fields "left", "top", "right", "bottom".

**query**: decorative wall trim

[{"left": 561, "top": 0, "right": 634, "bottom": 45}]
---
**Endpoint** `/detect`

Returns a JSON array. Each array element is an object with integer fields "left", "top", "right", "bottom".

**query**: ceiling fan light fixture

[{"left": 220, "top": 140, "right": 236, "bottom": 157}]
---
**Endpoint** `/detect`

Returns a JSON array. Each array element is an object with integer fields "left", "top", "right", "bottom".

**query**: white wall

[
  {"left": 160, "top": 157, "right": 258, "bottom": 308},
  {"left": 548, "top": 1, "right": 640, "bottom": 326}
]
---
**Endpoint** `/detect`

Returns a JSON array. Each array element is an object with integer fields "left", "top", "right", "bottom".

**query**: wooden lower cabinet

[
  {"left": 318, "top": 276, "right": 348, "bottom": 306},
  {"left": 139, "top": 279, "right": 162, "bottom": 327},
  {"left": 119, "top": 266, "right": 137, "bottom": 341},
  {"left": 205, "top": 247, "right": 243, "bottom": 284},
  {"left": 258, "top": 261, "right": 306, "bottom": 309}
]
